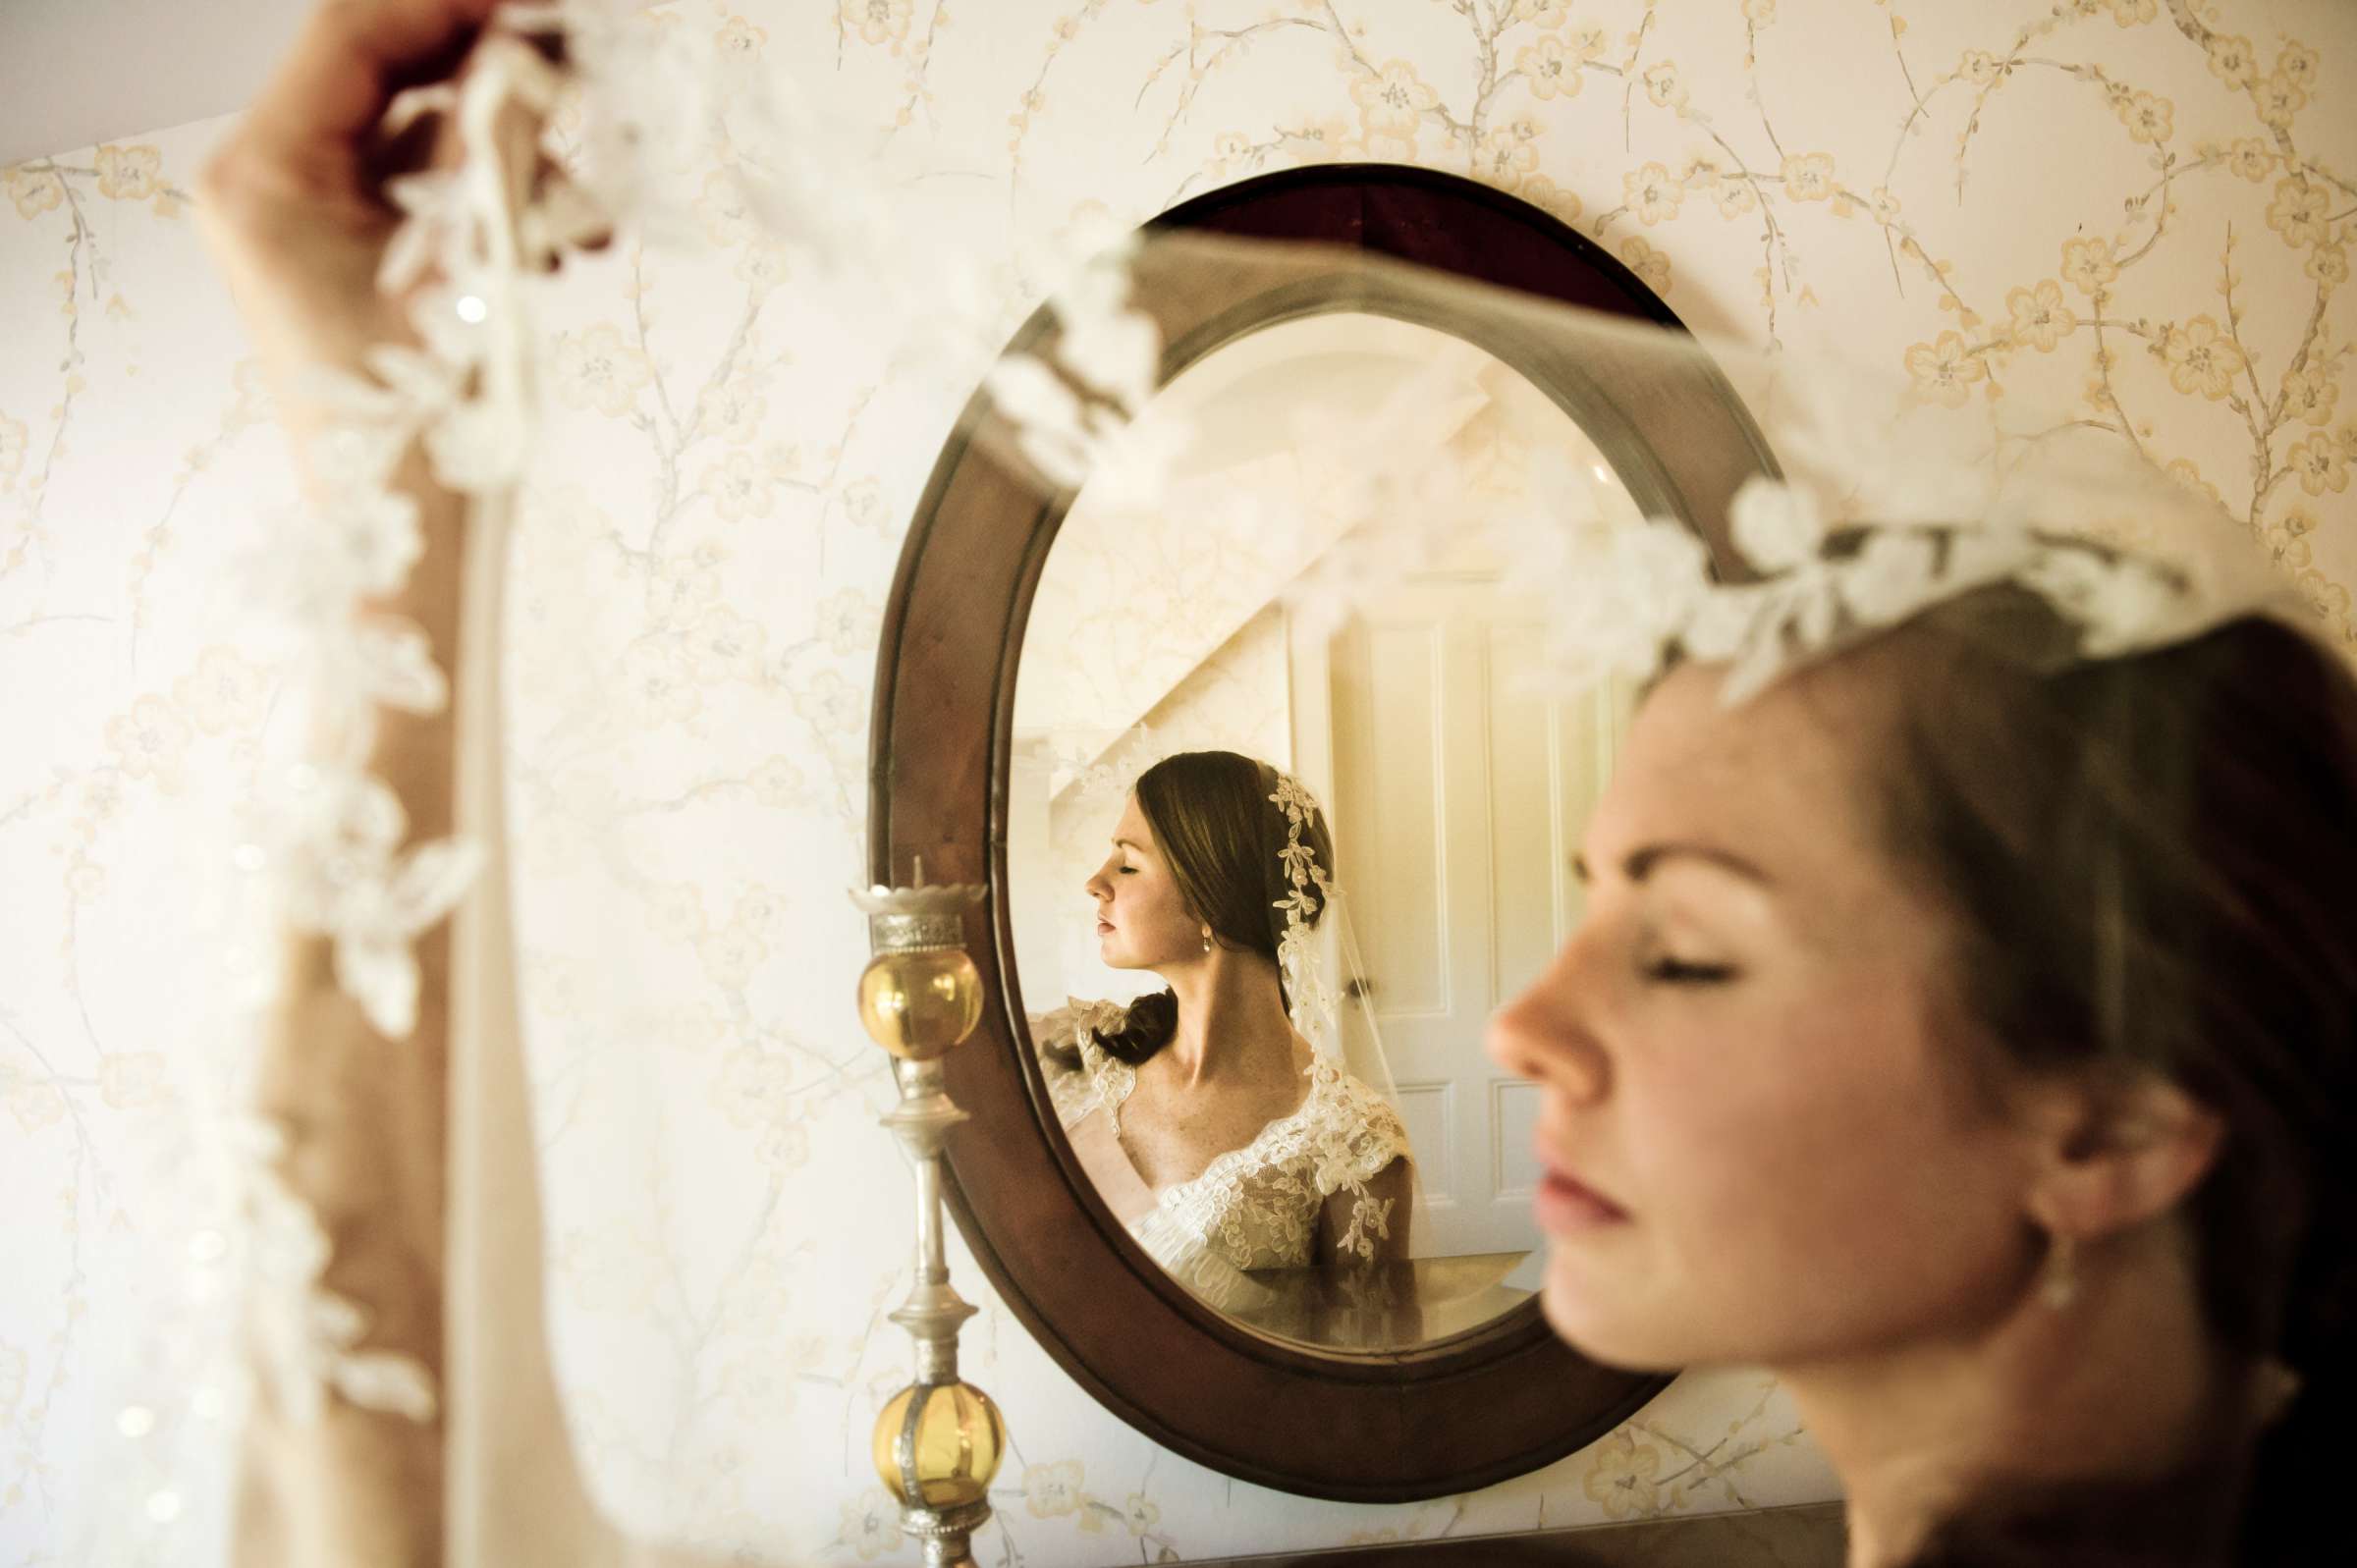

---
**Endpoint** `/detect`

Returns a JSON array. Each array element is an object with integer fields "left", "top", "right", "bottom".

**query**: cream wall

[{"left": 5, "top": 1, "right": 2354, "bottom": 1563}]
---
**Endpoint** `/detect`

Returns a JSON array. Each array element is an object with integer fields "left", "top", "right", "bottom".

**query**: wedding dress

[{"left": 1038, "top": 1000, "right": 1413, "bottom": 1313}]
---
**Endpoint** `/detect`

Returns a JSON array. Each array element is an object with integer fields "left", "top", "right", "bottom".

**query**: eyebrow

[
  {"left": 1569, "top": 843, "right": 1774, "bottom": 889},
  {"left": 1113, "top": 838, "right": 1144, "bottom": 852}
]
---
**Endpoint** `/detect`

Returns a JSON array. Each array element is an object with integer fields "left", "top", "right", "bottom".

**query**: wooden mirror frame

[{"left": 869, "top": 165, "right": 1777, "bottom": 1501}]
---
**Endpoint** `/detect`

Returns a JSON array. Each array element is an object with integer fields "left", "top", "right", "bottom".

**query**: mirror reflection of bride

[{"left": 1035, "top": 751, "right": 1412, "bottom": 1310}]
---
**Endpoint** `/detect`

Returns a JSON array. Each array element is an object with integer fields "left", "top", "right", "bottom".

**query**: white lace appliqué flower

[
  {"left": 1728, "top": 470, "right": 1826, "bottom": 570},
  {"left": 1836, "top": 530, "right": 1942, "bottom": 626},
  {"left": 1336, "top": 1190, "right": 1395, "bottom": 1263},
  {"left": 2018, "top": 549, "right": 2189, "bottom": 656},
  {"left": 1047, "top": 723, "right": 1161, "bottom": 806},
  {"left": 238, "top": 1119, "right": 438, "bottom": 1425},
  {"left": 981, "top": 242, "right": 1186, "bottom": 504},
  {"left": 276, "top": 771, "right": 484, "bottom": 1040}
]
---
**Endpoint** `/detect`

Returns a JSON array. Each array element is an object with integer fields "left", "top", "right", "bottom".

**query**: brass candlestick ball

[
  {"left": 870, "top": 1380, "right": 1008, "bottom": 1510},
  {"left": 851, "top": 871, "right": 1005, "bottom": 1568},
  {"left": 855, "top": 945, "right": 984, "bottom": 1060}
]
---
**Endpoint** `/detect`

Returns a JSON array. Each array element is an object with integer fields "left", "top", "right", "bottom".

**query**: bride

[{"left": 1036, "top": 751, "right": 1413, "bottom": 1309}]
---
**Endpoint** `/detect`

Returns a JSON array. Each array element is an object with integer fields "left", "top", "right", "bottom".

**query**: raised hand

[{"left": 197, "top": 0, "right": 509, "bottom": 380}]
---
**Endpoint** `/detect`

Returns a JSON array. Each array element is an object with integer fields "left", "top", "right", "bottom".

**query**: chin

[{"left": 1538, "top": 1254, "right": 1686, "bottom": 1373}]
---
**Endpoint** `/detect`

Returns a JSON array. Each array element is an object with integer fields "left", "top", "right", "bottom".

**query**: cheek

[
  {"left": 1119, "top": 873, "right": 1192, "bottom": 944},
  {"left": 1620, "top": 981, "right": 2029, "bottom": 1341},
  {"left": 1148, "top": 877, "right": 1183, "bottom": 915}
]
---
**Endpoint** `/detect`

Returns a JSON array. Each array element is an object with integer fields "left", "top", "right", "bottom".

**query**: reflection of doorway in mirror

[{"left": 1295, "top": 585, "right": 1633, "bottom": 1262}]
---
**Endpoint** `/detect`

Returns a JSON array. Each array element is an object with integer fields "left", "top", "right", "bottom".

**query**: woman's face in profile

[
  {"left": 1489, "top": 661, "right": 2050, "bottom": 1373},
  {"left": 1085, "top": 794, "right": 1201, "bottom": 971}
]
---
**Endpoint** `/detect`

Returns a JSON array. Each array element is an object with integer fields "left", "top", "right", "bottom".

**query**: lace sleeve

[
  {"left": 1034, "top": 1041, "right": 1095, "bottom": 1132},
  {"left": 1079, "top": 1031, "right": 1138, "bottom": 1128},
  {"left": 1030, "top": 999, "right": 1135, "bottom": 1131},
  {"left": 1030, "top": 1000, "right": 1098, "bottom": 1130},
  {"left": 1315, "top": 1067, "right": 1413, "bottom": 1192},
  {"left": 1309, "top": 1065, "right": 1414, "bottom": 1261}
]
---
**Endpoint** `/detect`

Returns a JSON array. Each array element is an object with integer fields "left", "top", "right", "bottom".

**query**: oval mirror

[
  {"left": 1008, "top": 309, "right": 1652, "bottom": 1354},
  {"left": 871, "top": 164, "right": 1777, "bottom": 1499}
]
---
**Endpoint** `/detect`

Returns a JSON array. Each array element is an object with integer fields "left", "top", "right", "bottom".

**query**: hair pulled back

[
  {"left": 1853, "top": 591, "right": 2357, "bottom": 1566},
  {"left": 1093, "top": 750, "right": 1336, "bottom": 1065}
]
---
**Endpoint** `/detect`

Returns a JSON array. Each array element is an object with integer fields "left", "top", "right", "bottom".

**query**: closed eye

[{"left": 1642, "top": 957, "right": 1736, "bottom": 986}]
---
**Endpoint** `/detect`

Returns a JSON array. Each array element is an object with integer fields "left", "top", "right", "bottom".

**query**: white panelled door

[{"left": 1293, "top": 580, "right": 1626, "bottom": 1258}]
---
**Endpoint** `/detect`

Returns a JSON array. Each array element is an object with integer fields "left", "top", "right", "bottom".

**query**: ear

[{"left": 2019, "top": 1071, "right": 2225, "bottom": 1242}]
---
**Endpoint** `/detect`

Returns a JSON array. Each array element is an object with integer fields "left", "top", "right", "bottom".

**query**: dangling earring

[
  {"left": 2039, "top": 1230, "right": 2077, "bottom": 1310},
  {"left": 1200, "top": 924, "right": 1214, "bottom": 955}
]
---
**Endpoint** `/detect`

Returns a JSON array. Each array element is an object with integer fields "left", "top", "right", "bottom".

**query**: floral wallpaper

[{"left": 5, "top": 1, "right": 2355, "bottom": 1564}]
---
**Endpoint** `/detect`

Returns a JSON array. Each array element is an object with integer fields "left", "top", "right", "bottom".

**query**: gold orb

[
  {"left": 871, "top": 1379, "right": 1006, "bottom": 1509},
  {"left": 856, "top": 947, "right": 984, "bottom": 1060}
]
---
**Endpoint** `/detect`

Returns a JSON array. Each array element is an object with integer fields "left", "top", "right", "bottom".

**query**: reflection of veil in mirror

[{"left": 63, "top": 5, "right": 2341, "bottom": 1561}]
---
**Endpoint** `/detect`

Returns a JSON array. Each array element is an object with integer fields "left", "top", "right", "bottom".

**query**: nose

[
  {"left": 1486, "top": 938, "right": 1611, "bottom": 1106},
  {"left": 1083, "top": 864, "right": 1111, "bottom": 903}
]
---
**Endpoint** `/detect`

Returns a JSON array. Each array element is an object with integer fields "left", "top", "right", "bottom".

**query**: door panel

[{"left": 1312, "top": 583, "right": 1624, "bottom": 1258}]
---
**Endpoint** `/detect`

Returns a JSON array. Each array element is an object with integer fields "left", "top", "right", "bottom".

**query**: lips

[{"left": 1533, "top": 1155, "right": 1630, "bottom": 1233}]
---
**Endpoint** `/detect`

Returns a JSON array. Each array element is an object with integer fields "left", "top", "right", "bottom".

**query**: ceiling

[{"left": 2, "top": 0, "right": 315, "bottom": 165}]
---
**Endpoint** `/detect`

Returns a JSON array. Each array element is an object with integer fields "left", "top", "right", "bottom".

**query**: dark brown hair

[
  {"left": 1838, "top": 590, "right": 2357, "bottom": 1566},
  {"left": 1093, "top": 750, "right": 1337, "bottom": 1065}
]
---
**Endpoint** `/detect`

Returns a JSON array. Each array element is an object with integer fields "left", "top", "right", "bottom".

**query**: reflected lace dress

[{"left": 1039, "top": 1001, "right": 1412, "bottom": 1312}]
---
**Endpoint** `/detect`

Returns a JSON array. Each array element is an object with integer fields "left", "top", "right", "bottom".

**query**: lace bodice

[
  {"left": 1034, "top": 1000, "right": 1411, "bottom": 1306},
  {"left": 1082, "top": 1037, "right": 1408, "bottom": 1268}
]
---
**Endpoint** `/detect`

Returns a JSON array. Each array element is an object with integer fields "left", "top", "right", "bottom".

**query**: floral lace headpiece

[
  {"left": 1266, "top": 769, "right": 1340, "bottom": 1054},
  {"left": 1535, "top": 472, "right": 2220, "bottom": 706}
]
